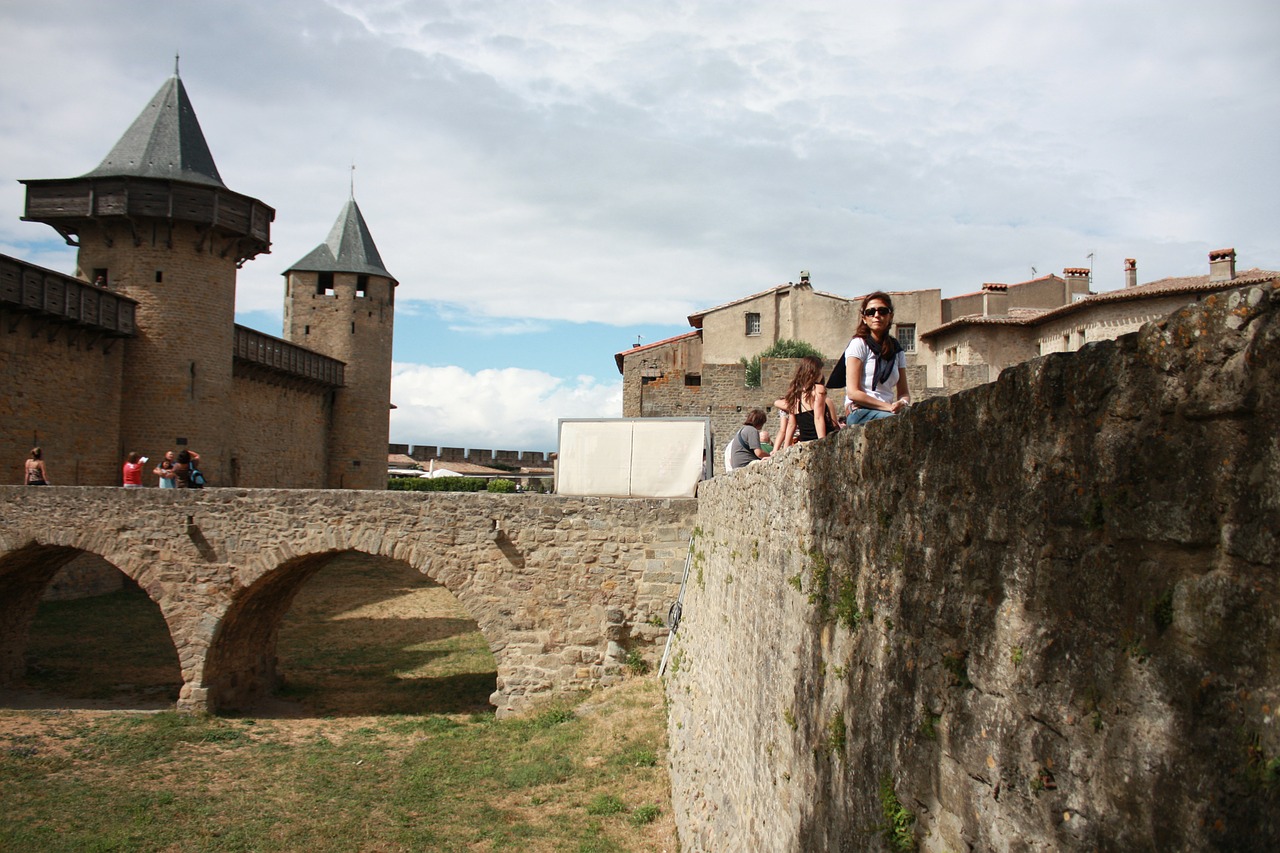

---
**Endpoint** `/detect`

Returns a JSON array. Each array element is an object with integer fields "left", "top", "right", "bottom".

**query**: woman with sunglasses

[{"left": 844, "top": 291, "right": 910, "bottom": 425}]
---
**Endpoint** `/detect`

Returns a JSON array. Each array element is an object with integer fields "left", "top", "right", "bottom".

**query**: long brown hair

[{"left": 783, "top": 355, "right": 825, "bottom": 415}]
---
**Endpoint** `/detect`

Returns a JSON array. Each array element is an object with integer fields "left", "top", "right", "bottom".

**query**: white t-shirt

[{"left": 844, "top": 337, "right": 907, "bottom": 405}]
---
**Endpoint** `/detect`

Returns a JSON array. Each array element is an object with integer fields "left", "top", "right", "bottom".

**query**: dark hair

[
  {"left": 177, "top": 450, "right": 191, "bottom": 465},
  {"left": 30, "top": 447, "right": 42, "bottom": 460},
  {"left": 126, "top": 452, "right": 141, "bottom": 464},
  {"left": 855, "top": 291, "right": 897, "bottom": 344},
  {"left": 743, "top": 408, "right": 767, "bottom": 429},
  {"left": 783, "top": 355, "right": 825, "bottom": 416}
]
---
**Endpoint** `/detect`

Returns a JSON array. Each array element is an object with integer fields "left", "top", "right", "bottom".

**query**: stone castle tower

[
  {"left": 16, "top": 69, "right": 395, "bottom": 489},
  {"left": 21, "top": 72, "right": 273, "bottom": 485},
  {"left": 283, "top": 198, "right": 397, "bottom": 490}
]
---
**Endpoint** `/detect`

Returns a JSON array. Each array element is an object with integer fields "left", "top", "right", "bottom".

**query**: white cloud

[
  {"left": 389, "top": 362, "right": 622, "bottom": 451},
  {"left": 1, "top": 0, "right": 1278, "bottom": 451}
]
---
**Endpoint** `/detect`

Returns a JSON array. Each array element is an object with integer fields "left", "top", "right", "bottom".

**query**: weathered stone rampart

[{"left": 666, "top": 283, "right": 1279, "bottom": 850}]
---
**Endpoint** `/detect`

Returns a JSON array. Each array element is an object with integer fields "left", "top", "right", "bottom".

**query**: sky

[{"left": 2, "top": 1, "right": 1277, "bottom": 452}]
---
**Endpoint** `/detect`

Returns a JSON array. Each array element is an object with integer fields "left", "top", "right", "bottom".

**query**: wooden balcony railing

[
  {"left": 0, "top": 255, "right": 136, "bottom": 336},
  {"left": 233, "top": 325, "right": 345, "bottom": 388}
]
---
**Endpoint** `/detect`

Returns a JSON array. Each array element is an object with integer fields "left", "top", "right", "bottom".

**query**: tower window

[
  {"left": 351, "top": 321, "right": 356, "bottom": 334},
  {"left": 155, "top": 270, "right": 163, "bottom": 283},
  {"left": 317, "top": 272, "right": 335, "bottom": 296},
  {"left": 356, "top": 275, "right": 368, "bottom": 298},
  {"left": 92, "top": 268, "right": 109, "bottom": 288}
]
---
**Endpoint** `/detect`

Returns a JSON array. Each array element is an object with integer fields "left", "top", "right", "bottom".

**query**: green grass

[{"left": 2, "top": 553, "right": 677, "bottom": 851}]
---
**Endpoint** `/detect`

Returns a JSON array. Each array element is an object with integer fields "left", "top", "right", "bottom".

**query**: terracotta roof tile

[{"left": 922, "top": 270, "right": 1280, "bottom": 339}]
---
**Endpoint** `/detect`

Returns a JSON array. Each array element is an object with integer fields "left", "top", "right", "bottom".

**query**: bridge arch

[
  {"left": 0, "top": 540, "right": 183, "bottom": 703},
  {"left": 0, "top": 487, "right": 696, "bottom": 716}
]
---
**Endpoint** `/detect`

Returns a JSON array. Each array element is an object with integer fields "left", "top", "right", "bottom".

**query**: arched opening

[
  {"left": 0, "top": 547, "right": 182, "bottom": 709},
  {"left": 205, "top": 551, "right": 496, "bottom": 716}
]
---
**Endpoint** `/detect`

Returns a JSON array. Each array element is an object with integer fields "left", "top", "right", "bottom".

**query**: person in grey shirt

[{"left": 729, "top": 408, "right": 771, "bottom": 470}]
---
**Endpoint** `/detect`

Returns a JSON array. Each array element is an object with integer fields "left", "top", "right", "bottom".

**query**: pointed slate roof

[
  {"left": 287, "top": 197, "right": 396, "bottom": 283},
  {"left": 84, "top": 75, "right": 225, "bottom": 187}
]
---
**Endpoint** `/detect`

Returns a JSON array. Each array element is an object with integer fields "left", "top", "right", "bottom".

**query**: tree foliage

[{"left": 740, "top": 339, "right": 824, "bottom": 387}]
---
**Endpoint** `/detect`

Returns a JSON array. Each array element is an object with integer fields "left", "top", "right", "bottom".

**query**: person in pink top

[{"left": 122, "top": 452, "right": 146, "bottom": 488}]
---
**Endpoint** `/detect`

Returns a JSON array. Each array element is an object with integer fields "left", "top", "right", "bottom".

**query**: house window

[
  {"left": 745, "top": 312, "right": 761, "bottom": 336},
  {"left": 1062, "top": 333, "right": 1071, "bottom": 352},
  {"left": 684, "top": 373, "right": 701, "bottom": 387},
  {"left": 945, "top": 346, "right": 958, "bottom": 364},
  {"left": 896, "top": 324, "right": 916, "bottom": 353}
]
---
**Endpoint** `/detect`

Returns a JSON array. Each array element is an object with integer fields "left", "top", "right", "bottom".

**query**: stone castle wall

[
  {"left": 665, "top": 282, "right": 1280, "bottom": 851},
  {"left": 229, "top": 376, "right": 332, "bottom": 488},
  {"left": 0, "top": 313, "right": 125, "bottom": 486}
]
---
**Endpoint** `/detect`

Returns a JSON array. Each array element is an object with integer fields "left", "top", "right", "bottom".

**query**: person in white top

[{"left": 844, "top": 291, "right": 911, "bottom": 426}]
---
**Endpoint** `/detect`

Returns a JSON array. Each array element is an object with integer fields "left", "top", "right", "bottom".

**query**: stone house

[
  {"left": 923, "top": 250, "right": 1280, "bottom": 392},
  {"left": 616, "top": 251, "right": 1277, "bottom": 473}
]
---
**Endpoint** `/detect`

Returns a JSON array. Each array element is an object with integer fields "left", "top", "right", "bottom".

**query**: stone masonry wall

[
  {"left": 0, "top": 489, "right": 696, "bottom": 716},
  {"left": 0, "top": 314, "right": 125, "bottom": 486},
  {"left": 665, "top": 283, "right": 1279, "bottom": 851},
  {"left": 230, "top": 375, "right": 331, "bottom": 488}
]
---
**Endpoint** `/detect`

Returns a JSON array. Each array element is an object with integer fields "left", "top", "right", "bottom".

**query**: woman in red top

[{"left": 122, "top": 452, "right": 145, "bottom": 488}]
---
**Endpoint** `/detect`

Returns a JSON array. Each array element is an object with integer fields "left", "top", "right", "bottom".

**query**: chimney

[
  {"left": 798, "top": 270, "right": 811, "bottom": 287},
  {"left": 1124, "top": 258, "right": 1137, "bottom": 289},
  {"left": 1063, "top": 267, "right": 1091, "bottom": 300},
  {"left": 981, "top": 282, "right": 1008, "bottom": 317},
  {"left": 1209, "top": 247, "right": 1236, "bottom": 282}
]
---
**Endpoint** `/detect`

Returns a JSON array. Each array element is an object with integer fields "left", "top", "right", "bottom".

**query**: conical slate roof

[
  {"left": 287, "top": 197, "right": 396, "bottom": 282},
  {"left": 84, "top": 75, "right": 225, "bottom": 187}
]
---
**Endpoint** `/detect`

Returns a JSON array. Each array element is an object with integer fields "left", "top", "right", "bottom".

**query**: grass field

[{"left": 0, "top": 554, "right": 676, "bottom": 852}]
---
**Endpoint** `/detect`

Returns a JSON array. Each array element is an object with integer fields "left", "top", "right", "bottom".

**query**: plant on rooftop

[{"left": 740, "top": 339, "right": 824, "bottom": 387}]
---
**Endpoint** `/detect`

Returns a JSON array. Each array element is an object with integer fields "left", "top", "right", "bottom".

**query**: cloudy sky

[{"left": 2, "top": 1, "right": 1277, "bottom": 452}]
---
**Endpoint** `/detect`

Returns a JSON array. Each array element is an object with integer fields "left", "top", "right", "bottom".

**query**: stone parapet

[{"left": 666, "top": 282, "right": 1280, "bottom": 851}]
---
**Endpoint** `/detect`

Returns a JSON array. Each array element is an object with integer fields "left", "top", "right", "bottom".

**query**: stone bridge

[{"left": 0, "top": 488, "right": 696, "bottom": 716}]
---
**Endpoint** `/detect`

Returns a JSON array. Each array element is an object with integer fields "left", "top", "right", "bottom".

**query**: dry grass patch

[{"left": 1, "top": 552, "right": 679, "bottom": 851}]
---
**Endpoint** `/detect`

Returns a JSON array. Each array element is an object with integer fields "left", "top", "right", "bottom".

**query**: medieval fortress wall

[
  {"left": 3, "top": 75, "right": 393, "bottom": 491},
  {"left": 665, "top": 282, "right": 1279, "bottom": 851}
]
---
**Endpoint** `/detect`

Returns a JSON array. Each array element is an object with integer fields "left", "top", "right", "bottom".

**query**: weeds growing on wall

[{"left": 878, "top": 776, "right": 917, "bottom": 851}]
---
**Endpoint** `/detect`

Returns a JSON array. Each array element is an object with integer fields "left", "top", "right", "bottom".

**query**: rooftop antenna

[{"left": 1031, "top": 266, "right": 1037, "bottom": 276}]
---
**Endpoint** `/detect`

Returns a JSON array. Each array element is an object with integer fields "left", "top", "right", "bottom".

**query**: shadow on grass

[
  {"left": 12, "top": 579, "right": 182, "bottom": 709},
  {"left": 6, "top": 552, "right": 498, "bottom": 718}
]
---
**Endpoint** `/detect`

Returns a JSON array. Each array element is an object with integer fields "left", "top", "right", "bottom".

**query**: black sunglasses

[{"left": 863, "top": 306, "right": 893, "bottom": 317}]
